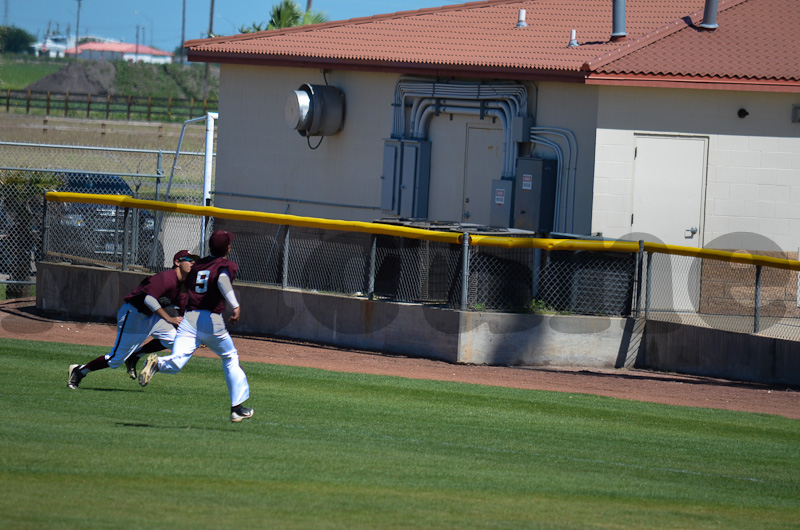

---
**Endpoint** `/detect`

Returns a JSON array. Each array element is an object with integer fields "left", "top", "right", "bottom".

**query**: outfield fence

[
  {"left": 0, "top": 89, "right": 218, "bottom": 122},
  {"left": 0, "top": 141, "right": 210, "bottom": 295},
  {"left": 38, "top": 192, "right": 800, "bottom": 343}
]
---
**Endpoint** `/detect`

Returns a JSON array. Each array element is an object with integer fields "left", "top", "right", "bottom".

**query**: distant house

[
  {"left": 32, "top": 34, "right": 76, "bottom": 58},
  {"left": 185, "top": 0, "right": 800, "bottom": 258},
  {"left": 68, "top": 42, "right": 173, "bottom": 64}
]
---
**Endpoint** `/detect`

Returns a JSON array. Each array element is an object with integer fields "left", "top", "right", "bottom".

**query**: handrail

[{"left": 45, "top": 191, "right": 800, "bottom": 271}]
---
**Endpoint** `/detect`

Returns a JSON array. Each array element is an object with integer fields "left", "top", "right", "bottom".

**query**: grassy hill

[
  {"left": 0, "top": 56, "right": 63, "bottom": 90},
  {"left": 0, "top": 55, "right": 219, "bottom": 100},
  {"left": 112, "top": 61, "right": 219, "bottom": 100}
]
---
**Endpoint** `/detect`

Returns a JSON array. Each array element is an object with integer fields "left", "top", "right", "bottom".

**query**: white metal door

[
  {"left": 632, "top": 135, "right": 707, "bottom": 313},
  {"left": 463, "top": 125, "right": 503, "bottom": 225}
]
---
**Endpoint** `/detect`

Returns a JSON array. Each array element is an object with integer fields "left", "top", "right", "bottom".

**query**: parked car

[{"left": 50, "top": 173, "right": 164, "bottom": 269}]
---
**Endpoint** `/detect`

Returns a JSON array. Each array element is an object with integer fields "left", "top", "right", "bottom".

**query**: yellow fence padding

[{"left": 45, "top": 192, "right": 800, "bottom": 271}]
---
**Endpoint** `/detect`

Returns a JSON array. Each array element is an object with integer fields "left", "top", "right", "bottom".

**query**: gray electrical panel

[
  {"left": 514, "top": 157, "right": 557, "bottom": 233},
  {"left": 489, "top": 179, "right": 513, "bottom": 228},
  {"left": 380, "top": 140, "right": 402, "bottom": 212},
  {"left": 380, "top": 139, "right": 431, "bottom": 218}
]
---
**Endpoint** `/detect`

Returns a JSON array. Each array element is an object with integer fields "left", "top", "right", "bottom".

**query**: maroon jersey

[
  {"left": 124, "top": 268, "right": 186, "bottom": 316},
  {"left": 184, "top": 256, "right": 239, "bottom": 314}
]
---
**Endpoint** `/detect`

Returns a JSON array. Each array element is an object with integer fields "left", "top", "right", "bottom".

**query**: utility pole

[
  {"left": 135, "top": 10, "right": 154, "bottom": 48},
  {"left": 180, "top": 0, "right": 187, "bottom": 64},
  {"left": 203, "top": 0, "right": 215, "bottom": 100},
  {"left": 75, "top": 0, "right": 82, "bottom": 52}
]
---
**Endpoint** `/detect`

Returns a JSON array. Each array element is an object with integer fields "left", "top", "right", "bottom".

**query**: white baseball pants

[
  {"left": 156, "top": 310, "right": 250, "bottom": 407},
  {"left": 105, "top": 303, "right": 177, "bottom": 368}
]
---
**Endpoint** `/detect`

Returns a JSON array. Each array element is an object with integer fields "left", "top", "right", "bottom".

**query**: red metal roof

[
  {"left": 70, "top": 42, "right": 173, "bottom": 56},
  {"left": 186, "top": 0, "right": 799, "bottom": 91}
]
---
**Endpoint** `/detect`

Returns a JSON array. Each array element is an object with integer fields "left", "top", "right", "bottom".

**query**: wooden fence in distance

[{"left": 0, "top": 90, "right": 219, "bottom": 122}]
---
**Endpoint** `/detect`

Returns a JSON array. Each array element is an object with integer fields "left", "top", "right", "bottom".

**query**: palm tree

[
  {"left": 239, "top": 0, "right": 327, "bottom": 33},
  {"left": 267, "top": 0, "right": 302, "bottom": 29}
]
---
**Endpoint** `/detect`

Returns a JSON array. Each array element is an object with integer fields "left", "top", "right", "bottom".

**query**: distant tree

[
  {"left": 238, "top": 22, "right": 266, "bottom": 33},
  {"left": 0, "top": 26, "right": 36, "bottom": 53},
  {"left": 238, "top": 0, "right": 327, "bottom": 33}
]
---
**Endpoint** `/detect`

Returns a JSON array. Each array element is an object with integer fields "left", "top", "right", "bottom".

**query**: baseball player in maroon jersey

[
  {"left": 67, "top": 250, "right": 199, "bottom": 389},
  {"left": 138, "top": 230, "right": 253, "bottom": 423}
]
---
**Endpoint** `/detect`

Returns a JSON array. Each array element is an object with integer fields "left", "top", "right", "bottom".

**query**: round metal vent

[{"left": 284, "top": 84, "right": 345, "bottom": 137}]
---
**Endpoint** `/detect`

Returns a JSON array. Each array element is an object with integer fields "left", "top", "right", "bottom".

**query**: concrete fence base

[{"left": 35, "top": 262, "right": 800, "bottom": 386}]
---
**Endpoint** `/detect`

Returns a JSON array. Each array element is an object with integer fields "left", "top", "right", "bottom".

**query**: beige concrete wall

[
  {"left": 533, "top": 82, "right": 601, "bottom": 235},
  {"left": 592, "top": 86, "right": 800, "bottom": 253},
  {"left": 36, "top": 261, "right": 800, "bottom": 384},
  {"left": 214, "top": 67, "right": 604, "bottom": 235},
  {"left": 642, "top": 320, "right": 800, "bottom": 386},
  {"left": 215, "top": 65, "right": 395, "bottom": 221},
  {"left": 35, "top": 262, "right": 626, "bottom": 368}
]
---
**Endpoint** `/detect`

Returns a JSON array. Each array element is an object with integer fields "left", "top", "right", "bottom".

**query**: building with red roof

[
  {"left": 69, "top": 42, "right": 173, "bottom": 64},
  {"left": 185, "top": 0, "right": 800, "bottom": 261}
]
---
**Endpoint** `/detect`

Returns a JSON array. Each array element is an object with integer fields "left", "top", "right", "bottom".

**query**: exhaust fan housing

[{"left": 285, "top": 84, "right": 345, "bottom": 137}]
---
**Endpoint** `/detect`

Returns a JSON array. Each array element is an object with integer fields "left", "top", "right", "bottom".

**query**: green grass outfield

[{"left": 1, "top": 338, "right": 798, "bottom": 529}]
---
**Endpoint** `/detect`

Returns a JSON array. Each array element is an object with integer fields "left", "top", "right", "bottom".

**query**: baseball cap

[
  {"left": 173, "top": 249, "right": 200, "bottom": 263},
  {"left": 209, "top": 230, "right": 235, "bottom": 256}
]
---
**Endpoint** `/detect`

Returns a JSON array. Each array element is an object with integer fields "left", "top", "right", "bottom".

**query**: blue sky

[{"left": 11, "top": 1, "right": 456, "bottom": 52}]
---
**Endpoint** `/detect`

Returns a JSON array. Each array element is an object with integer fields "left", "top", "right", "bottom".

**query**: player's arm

[
  {"left": 217, "top": 271, "right": 240, "bottom": 323},
  {"left": 144, "top": 294, "right": 182, "bottom": 327}
]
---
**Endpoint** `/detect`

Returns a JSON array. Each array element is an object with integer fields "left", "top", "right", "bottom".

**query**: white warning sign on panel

[
  {"left": 495, "top": 188, "right": 505, "bottom": 205},
  {"left": 522, "top": 173, "right": 533, "bottom": 190}
]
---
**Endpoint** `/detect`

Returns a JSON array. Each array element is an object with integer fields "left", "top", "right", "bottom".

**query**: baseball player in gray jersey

[
  {"left": 67, "top": 250, "right": 198, "bottom": 389},
  {"left": 138, "top": 230, "right": 253, "bottom": 423}
]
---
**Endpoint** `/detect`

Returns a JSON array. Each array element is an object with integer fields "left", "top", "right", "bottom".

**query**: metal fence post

[
  {"left": 754, "top": 265, "right": 762, "bottom": 334},
  {"left": 40, "top": 190, "right": 49, "bottom": 260},
  {"left": 282, "top": 226, "right": 291, "bottom": 289},
  {"left": 645, "top": 251, "right": 653, "bottom": 320},
  {"left": 460, "top": 232, "right": 470, "bottom": 311},
  {"left": 121, "top": 207, "right": 130, "bottom": 271},
  {"left": 635, "top": 240, "right": 644, "bottom": 318},
  {"left": 156, "top": 150, "right": 163, "bottom": 200},
  {"left": 368, "top": 234, "right": 377, "bottom": 300},
  {"left": 532, "top": 248, "right": 541, "bottom": 301}
]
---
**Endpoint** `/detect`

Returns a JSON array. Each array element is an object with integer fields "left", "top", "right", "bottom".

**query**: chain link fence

[
  {"left": 7, "top": 138, "right": 800, "bottom": 344},
  {"left": 642, "top": 251, "right": 800, "bottom": 340},
  {"left": 0, "top": 141, "right": 209, "bottom": 295},
  {"left": 42, "top": 195, "right": 800, "bottom": 343}
]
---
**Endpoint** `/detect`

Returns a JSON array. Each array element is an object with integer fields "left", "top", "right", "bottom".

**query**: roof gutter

[
  {"left": 585, "top": 73, "right": 800, "bottom": 94},
  {"left": 186, "top": 51, "right": 590, "bottom": 83}
]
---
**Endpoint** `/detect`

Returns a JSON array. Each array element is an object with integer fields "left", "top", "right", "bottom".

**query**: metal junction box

[
  {"left": 513, "top": 157, "right": 557, "bottom": 233},
  {"left": 380, "top": 139, "right": 432, "bottom": 218},
  {"left": 489, "top": 179, "right": 513, "bottom": 228}
]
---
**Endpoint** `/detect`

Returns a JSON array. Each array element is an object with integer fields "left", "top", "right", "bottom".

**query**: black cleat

[
  {"left": 125, "top": 355, "right": 139, "bottom": 380},
  {"left": 68, "top": 364, "right": 84, "bottom": 389},
  {"left": 230, "top": 405, "right": 254, "bottom": 423}
]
